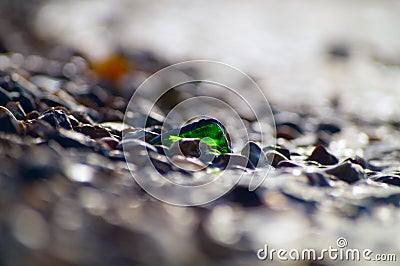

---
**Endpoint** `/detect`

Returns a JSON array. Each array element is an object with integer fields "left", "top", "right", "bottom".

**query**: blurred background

[{"left": 1, "top": 0, "right": 400, "bottom": 118}]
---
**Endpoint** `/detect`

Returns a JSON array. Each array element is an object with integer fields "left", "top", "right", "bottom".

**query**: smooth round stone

[{"left": 120, "top": 138, "right": 157, "bottom": 154}]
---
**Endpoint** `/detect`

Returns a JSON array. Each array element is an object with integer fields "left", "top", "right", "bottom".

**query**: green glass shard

[{"left": 150, "top": 118, "right": 232, "bottom": 154}]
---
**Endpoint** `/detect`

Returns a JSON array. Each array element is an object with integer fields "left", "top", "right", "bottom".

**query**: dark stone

[
  {"left": 75, "top": 124, "right": 111, "bottom": 139},
  {"left": 154, "top": 145, "right": 169, "bottom": 156},
  {"left": 225, "top": 185, "right": 263, "bottom": 207},
  {"left": 277, "top": 160, "right": 302, "bottom": 168},
  {"left": 328, "top": 44, "right": 350, "bottom": 59},
  {"left": 0, "top": 106, "right": 21, "bottom": 134},
  {"left": 39, "top": 108, "right": 73, "bottom": 130},
  {"left": 49, "top": 128, "right": 97, "bottom": 150},
  {"left": 26, "top": 110, "right": 40, "bottom": 120},
  {"left": 265, "top": 150, "right": 288, "bottom": 167},
  {"left": 5, "top": 101, "right": 26, "bottom": 120},
  {"left": 276, "top": 124, "right": 301, "bottom": 140},
  {"left": 304, "top": 172, "right": 332, "bottom": 187},
  {"left": 375, "top": 175, "right": 400, "bottom": 187},
  {"left": 263, "top": 145, "right": 291, "bottom": 159},
  {"left": 241, "top": 141, "right": 266, "bottom": 167},
  {"left": 212, "top": 153, "right": 255, "bottom": 170},
  {"left": 71, "top": 110, "right": 95, "bottom": 124},
  {"left": 307, "top": 145, "right": 338, "bottom": 165},
  {"left": 100, "top": 137, "right": 119, "bottom": 149},
  {"left": 324, "top": 161, "right": 364, "bottom": 184},
  {"left": 26, "top": 120, "right": 56, "bottom": 138},
  {"left": 150, "top": 155, "right": 172, "bottom": 175},
  {"left": 345, "top": 156, "right": 382, "bottom": 171}
]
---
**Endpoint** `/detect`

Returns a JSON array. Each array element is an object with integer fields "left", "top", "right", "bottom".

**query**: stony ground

[{"left": 1, "top": 1, "right": 400, "bottom": 266}]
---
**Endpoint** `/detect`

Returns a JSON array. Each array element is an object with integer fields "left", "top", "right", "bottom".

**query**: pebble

[
  {"left": 324, "top": 161, "right": 364, "bottom": 184},
  {"left": 75, "top": 124, "right": 111, "bottom": 139},
  {"left": 276, "top": 124, "right": 301, "bottom": 140},
  {"left": 375, "top": 176, "right": 400, "bottom": 187},
  {"left": 26, "top": 120, "right": 56, "bottom": 138},
  {"left": 0, "top": 106, "right": 22, "bottom": 134},
  {"left": 304, "top": 172, "right": 332, "bottom": 187},
  {"left": 39, "top": 108, "right": 72, "bottom": 130},
  {"left": 26, "top": 110, "right": 40, "bottom": 120},
  {"left": 121, "top": 129, "right": 159, "bottom": 145},
  {"left": 224, "top": 185, "right": 263, "bottom": 207},
  {"left": 212, "top": 153, "right": 255, "bottom": 170},
  {"left": 277, "top": 160, "right": 302, "bottom": 168},
  {"left": 11, "top": 91, "right": 36, "bottom": 113},
  {"left": 265, "top": 150, "right": 289, "bottom": 167},
  {"left": 170, "top": 155, "right": 206, "bottom": 171},
  {"left": 317, "top": 123, "right": 341, "bottom": 134},
  {"left": 263, "top": 145, "right": 291, "bottom": 160},
  {"left": 99, "top": 137, "right": 119, "bottom": 150},
  {"left": 307, "top": 144, "right": 338, "bottom": 165},
  {"left": 169, "top": 138, "right": 202, "bottom": 158},
  {"left": 241, "top": 141, "right": 267, "bottom": 168},
  {"left": 0, "top": 86, "right": 10, "bottom": 106}
]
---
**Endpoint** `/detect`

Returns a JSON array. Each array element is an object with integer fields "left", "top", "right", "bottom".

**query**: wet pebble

[
  {"left": 307, "top": 144, "right": 338, "bottom": 165},
  {"left": 241, "top": 141, "right": 266, "bottom": 167},
  {"left": 26, "top": 110, "right": 40, "bottom": 120},
  {"left": 212, "top": 153, "right": 255, "bottom": 170},
  {"left": 99, "top": 137, "right": 119, "bottom": 150},
  {"left": 150, "top": 154, "right": 172, "bottom": 175},
  {"left": 75, "top": 124, "right": 111, "bottom": 139},
  {"left": 26, "top": 120, "right": 56, "bottom": 138},
  {"left": 39, "top": 108, "right": 72, "bottom": 130},
  {"left": 224, "top": 185, "right": 263, "bottom": 207},
  {"left": 10, "top": 91, "right": 36, "bottom": 113},
  {"left": 170, "top": 155, "right": 206, "bottom": 171},
  {"left": 6, "top": 101, "right": 26, "bottom": 120},
  {"left": 0, "top": 106, "right": 22, "bottom": 134},
  {"left": 0, "top": 86, "right": 10, "bottom": 106},
  {"left": 263, "top": 145, "right": 291, "bottom": 160},
  {"left": 276, "top": 124, "right": 301, "bottom": 140},
  {"left": 374, "top": 175, "right": 400, "bottom": 187},
  {"left": 121, "top": 129, "right": 159, "bottom": 145},
  {"left": 324, "top": 161, "right": 364, "bottom": 184},
  {"left": 316, "top": 123, "right": 341, "bottom": 134},
  {"left": 277, "top": 160, "right": 302, "bottom": 168}
]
